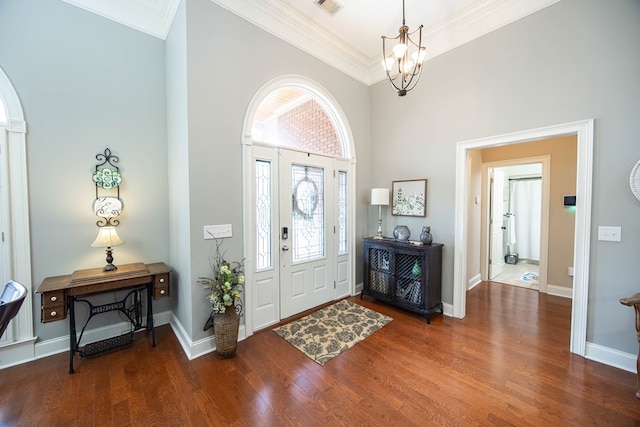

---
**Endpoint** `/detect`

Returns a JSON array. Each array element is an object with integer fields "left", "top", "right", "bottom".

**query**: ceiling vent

[{"left": 315, "top": 0, "right": 342, "bottom": 17}]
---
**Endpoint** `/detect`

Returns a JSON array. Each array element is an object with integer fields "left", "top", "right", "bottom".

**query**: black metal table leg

[
  {"left": 147, "top": 284, "right": 156, "bottom": 347},
  {"left": 68, "top": 296, "right": 76, "bottom": 374}
]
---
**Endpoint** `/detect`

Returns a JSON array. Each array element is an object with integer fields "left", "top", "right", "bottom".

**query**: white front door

[
  {"left": 251, "top": 146, "right": 338, "bottom": 330},
  {"left": 279, "top": 149, "right": 335, "bottom": 318},
  {"left": 489, "top": 169, "right": 504, "bottom": 280}
]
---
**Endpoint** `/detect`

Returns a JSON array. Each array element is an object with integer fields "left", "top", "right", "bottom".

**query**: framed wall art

[{"left": 392, "top": 179, "right": 427, "bottom": 216}]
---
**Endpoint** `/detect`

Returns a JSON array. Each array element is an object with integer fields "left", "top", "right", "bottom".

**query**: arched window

[{"left": 252, "top": 87, "right": 343, "bottom": 157}]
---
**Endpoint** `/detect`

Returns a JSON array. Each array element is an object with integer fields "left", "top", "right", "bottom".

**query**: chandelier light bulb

[
  {"left": 402, "top": 60, "right": 415, "bottom": 74},
  {"left": 382, "top": 57, "right": 395, "bottom": 72},
  {"left": 412, "top": 47, "right": 427, "bottom": 64},
  {"left": 393, "top": 43, "right": 407, "bottom": 58}
]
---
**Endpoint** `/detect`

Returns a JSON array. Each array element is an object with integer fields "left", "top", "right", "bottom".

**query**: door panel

[
  {"left": 252, "top": 147, "right": 280, "bottom": 330},
  {"left": 489, "top": 169, "right": 504, "bottom": 279},
  {"left": 279, "top": 150, "right": 335, "bottom": 318}
]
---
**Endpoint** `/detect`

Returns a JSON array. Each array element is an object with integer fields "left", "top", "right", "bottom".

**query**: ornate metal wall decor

[{"left": 93, "top": 148, "right": 122, "bottom": 227}]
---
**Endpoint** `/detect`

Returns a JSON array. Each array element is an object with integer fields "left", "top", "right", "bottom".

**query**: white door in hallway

[{"left": 489, "top": 168, "right": 504, "bottom": 280}]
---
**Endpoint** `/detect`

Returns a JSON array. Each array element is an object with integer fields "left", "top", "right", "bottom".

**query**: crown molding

[
  {"left": 212, "top": 0, "right": 560, "bottom": 86},
  {"left": 61, "top": 0, "right": 180, "bottom": 39},
  {"left": 210, "top": 0, "right": 372, "bottom": 84},
  {"left": 60, "top": 0, "right": 561, "bottom": 85},
  {"left": 369, "top": 0, "right": 562, "bottom": 84}
]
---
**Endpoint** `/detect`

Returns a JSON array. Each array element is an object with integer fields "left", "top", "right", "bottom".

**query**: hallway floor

[{"left": 492, "top": 260, "right": 540, "bottom": 289}]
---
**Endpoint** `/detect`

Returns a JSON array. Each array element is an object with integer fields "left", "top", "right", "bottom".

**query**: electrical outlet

[
  {"left": 204, "top": 224, "right": 232, "bottom": 239},
  {"left": 597, "top": 226, "right": 621, "bottom": 242}
]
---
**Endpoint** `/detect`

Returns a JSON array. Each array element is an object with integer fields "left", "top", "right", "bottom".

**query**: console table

[
  {"left": 620, "top": 293, "right": 640, "bottom": 398},
  {"left": 362, "top": 238, "right": 443, "bottom": 323},
  {"left": 36, "top": 262, "right": 171, "bottom": 373}
]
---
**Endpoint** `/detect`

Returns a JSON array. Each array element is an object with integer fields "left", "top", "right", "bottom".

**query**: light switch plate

[
  {"left": 597, "top": 226, "right": 621, "bottom": 242},
  {"left": 204, "top": 224, "right": 232, "bottom": 239}
]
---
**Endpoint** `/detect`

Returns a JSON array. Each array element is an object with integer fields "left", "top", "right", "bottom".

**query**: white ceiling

[{"left": 61, "top": 0, "right": 560, "bottom": 85}]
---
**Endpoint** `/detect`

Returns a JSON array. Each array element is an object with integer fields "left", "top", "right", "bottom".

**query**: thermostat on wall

[{"left": 563, "top": 195, "right": 576, "bottom": 206}]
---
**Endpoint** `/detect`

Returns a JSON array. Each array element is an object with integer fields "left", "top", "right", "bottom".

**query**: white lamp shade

[
  {"left": 91, "top": 226, "right": 125, "bottom": 248},
  {"left": 371, "top": 188, "right": 390, "bottom": 206}
]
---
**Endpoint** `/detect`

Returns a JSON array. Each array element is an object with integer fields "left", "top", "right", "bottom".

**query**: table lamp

[
  {"left": 371, "top": 188, "right": 389, "bottom": 239},
  {"left": 91, "top": 226, "right": 125, "bottom": 271}
]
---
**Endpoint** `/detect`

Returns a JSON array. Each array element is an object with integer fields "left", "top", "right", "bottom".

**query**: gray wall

[
  {"left": 370, "top": 0, "right": 640, "bottom": 353},
  {"left": 0, "top": 0, "right": 169, "bottom": 341},
  {"left": 1, "top": 0, "right": 638, "bottom": 359},
  {"left": 178, "top": 0, "right": 371, "bottom": 341},
  {"left": 166, "top": 0, "right": 192, "bottom": 337}
]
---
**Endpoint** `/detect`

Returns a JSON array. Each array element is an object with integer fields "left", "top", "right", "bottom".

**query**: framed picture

[{"left": 392, "top": 179, "right": 427, "bottom": 216}]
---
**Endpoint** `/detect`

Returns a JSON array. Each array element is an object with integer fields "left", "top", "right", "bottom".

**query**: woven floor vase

[{"left": 214, "top": 309, "right": 240, "bottom": 358}]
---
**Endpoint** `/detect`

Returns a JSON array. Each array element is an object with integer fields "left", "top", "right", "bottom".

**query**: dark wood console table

[
  {"left": 620, "top": 293, "right": 640, "bottom": 398},
  {"left": 362, "top": 238, "right": 443, "bottom": 323},
  {"left": 36, "top": 262, "right": 171, "bottom": 373}
]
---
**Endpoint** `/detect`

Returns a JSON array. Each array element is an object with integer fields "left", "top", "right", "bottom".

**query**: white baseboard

[
  {"left": 585, "top": 342, "right": 637, "bottom": 373},
  {"left": 547, "top": 284, "right": 573, "bottom": 299},
  {"left": 169, "top": 312, "right": 246, "bottom": 360},
  {"left": 5, "top": 310, "right": 637, "bottom": 378},
  {"left": 442, "top": 302, "right": 453, "bottom": 317},
  {"left": 468, "top": 274, "right": 482, "bottom": 290},
  {"left": 354, "top": 282, "right": 363, "bottom": 294},
  {"left": 0, "top": 337, "right": 37, "bottom": 370},
  {"left": 31, "top": 310, "right": 173, "bottom": 362}
]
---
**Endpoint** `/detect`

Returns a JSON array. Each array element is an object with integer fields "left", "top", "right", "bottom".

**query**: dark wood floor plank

[{"left": 2, "top": 282, "right": 640, "bottom": 425}]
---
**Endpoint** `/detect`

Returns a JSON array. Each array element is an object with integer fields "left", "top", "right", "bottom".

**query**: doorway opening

[
  {"left": 241, "top": 76, "right": 356, "bottom": 337},
  {"left": 453, "top": 120, "right": 593, "bottom": 356},
  {"left": 484, "top": 159, "right": 549, "bottom": 293}
]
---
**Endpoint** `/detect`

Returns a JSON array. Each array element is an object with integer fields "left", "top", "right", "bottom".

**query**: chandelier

[{"left": 381, "top": 0, "right": 426, "bottom": 96}]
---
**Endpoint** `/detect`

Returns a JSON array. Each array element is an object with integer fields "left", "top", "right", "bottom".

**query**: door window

[
  {"left": 291, "top": 164, "right": 325, "bottom": 262},
  {"left": 255, "top": 159, "right": 273, "bottom": 270}
]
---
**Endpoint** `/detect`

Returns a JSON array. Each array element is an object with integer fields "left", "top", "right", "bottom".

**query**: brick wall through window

[{"left": 277, "top": 99, "right": 341, "bottom": 156}]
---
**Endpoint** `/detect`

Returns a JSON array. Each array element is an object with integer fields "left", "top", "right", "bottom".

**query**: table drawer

[
  {"left": 42, "top": 290, "right": 65, "bottom": 307},
  {"left": 153, "top": 273, "right": 170, "bottom": 299},
  {"left": 41, "top": 304, "right": 66, "bottom": 322}
]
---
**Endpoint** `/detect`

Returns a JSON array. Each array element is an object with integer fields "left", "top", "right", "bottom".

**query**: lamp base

[
  {"left": 103, "top": 246, "right": 118, "bottom": 271},
  {"left": 103, "top": 263, "right": 118, "bottom": 272},
  {"left": 372, "top": 235, "right": 384, "bottom": 240}
]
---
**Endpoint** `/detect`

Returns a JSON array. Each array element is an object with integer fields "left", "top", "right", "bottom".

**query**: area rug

[{"left": 273, "top": 300, "right": 392, "bottom": 365}]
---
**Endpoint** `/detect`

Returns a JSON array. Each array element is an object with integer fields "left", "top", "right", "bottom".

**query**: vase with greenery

[{"left": 198, "top": 239, "right": 245, "bottom": 358}]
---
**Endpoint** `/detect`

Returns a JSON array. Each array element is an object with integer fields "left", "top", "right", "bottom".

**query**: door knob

[{"left": 282, "top": 245, "right": 289, "bottom": 251}]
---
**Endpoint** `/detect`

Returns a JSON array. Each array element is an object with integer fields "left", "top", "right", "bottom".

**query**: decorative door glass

[
  {"left": 337, "top": 170, "right": 347, "bottom": 255},
  {"left": 291, "top": 164, "right": 324, "bottom": 262},
  {"left": 255, "top": 159, "right": 272, "bottom": 270}
]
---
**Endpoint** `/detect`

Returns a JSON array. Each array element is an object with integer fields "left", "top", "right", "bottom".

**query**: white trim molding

[
  {"left": 547, "top": 284, "right": 573, "bottom": 299},
  {"left": 212, "top": 0, "right": 561, "bottom": 86},
  {"left": 169, "top": 312, "right": 246, "bottom": 360},
  {"left": 454, "top": 119, "right": 594, "bottom": 359},
  {"left": 585, "top": 342, "right": 637, "bottom": 374},
  {"left": 59, "top": 0, "right": 560, "bottom": 85},
  {"left": 61, "top": 0, "right": 180, "bottom": 39},
  {"left": 0, "top": 66, "right": 35, "bottom": 362},
  {"left": 33, "top": 311, "right": 172, "bottom": 360}
]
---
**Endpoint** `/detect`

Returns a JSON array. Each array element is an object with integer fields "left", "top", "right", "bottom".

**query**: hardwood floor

[{"left": 1, "top": 282, "right": 639, "bottom": 426}]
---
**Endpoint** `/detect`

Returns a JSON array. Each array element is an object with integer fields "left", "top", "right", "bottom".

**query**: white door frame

[
  {"left": 453, "top": 119, "right": 594, "bottom": 356},
  {"left": 482, "top": 156, "right": 550, "bottom": 293},
  {"left": 0, "top": 66, "right": 35, "bottom": 365},
  {"left": 241, "top": 75, "right": 356, "bottom": 337}
]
